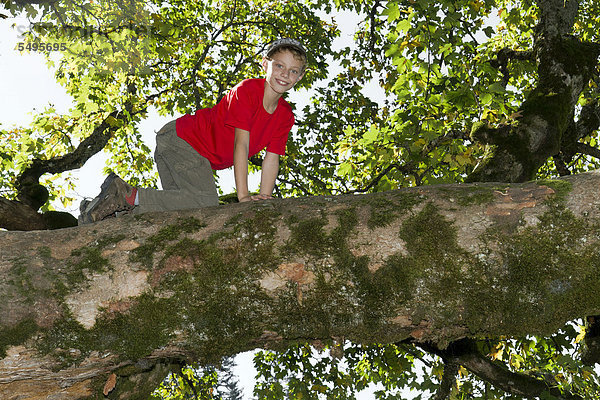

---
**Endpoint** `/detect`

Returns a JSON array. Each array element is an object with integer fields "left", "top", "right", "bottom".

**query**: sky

[{"left": 0, "top": 6, "right": 409, "bottom": 399}]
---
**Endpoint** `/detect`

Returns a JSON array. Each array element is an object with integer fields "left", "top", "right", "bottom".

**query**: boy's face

[{"left": 262, "top": 49, "right": 305, "bottom": 95}]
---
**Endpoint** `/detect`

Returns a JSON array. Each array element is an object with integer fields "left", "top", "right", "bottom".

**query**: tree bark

[
  {"left": 2, "top": 171, "right": 600, "bottom": 399},
  {"left": 0, "top": 198, "right": 47, "bottom": 231}
]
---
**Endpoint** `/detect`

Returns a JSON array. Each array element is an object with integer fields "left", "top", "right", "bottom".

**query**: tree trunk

[
  {"left": 467, "top": 0, "right": 600, "bottom": 183},
  {"left": 2, "top": 171, "right": 600, "bottom": 399}
]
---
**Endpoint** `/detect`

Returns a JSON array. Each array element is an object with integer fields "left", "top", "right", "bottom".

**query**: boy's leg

[{"left": 136, "top": 120, "right": 219, "bottom": 213}]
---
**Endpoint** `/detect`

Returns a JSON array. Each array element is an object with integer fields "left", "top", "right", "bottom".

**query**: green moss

[
  {"left": 233, "top": 208, "right": 281, "bottom": 269},
  {"left": 399, "top": 203, "right": 468, "bottom": 300},
  {"left": 372, "top": 254, "right": 420, "bottom": 303},
  {"left": 223, "top": 212, "right": 242, "bottom": 228},
  {"left": 38, "top": 246, "right": 52, "bottom": 259},
  {"left": 36, "top": 311, "right": 92, "bottom": 369},
  {"left": 67, "top": 247, "right": 109, "bottom": 287},
  {"left": 151, "top": 216, "right": 278, "bottom": 363},
  {"left": 93, "top": 293, "right": 181, "bottom": 360},
  {"left": 455, "top": 203, "right": 600, "bottom": 338},
  {"left": 495, "top": 206, "right": 600, "bottom": 330},
  {"left": 367, "top": 197, "right": 399, "bottom": 229},
  {"left": 549, "top": 38, "right": 599, "bottom": 82},
  {"left": 130, "top": 217, "right": 206, "bottom": 268},
  {"left": 363, "top": 192, "right": 422, "bottom": 229},
  {"left": 9, "top": 257, "right": 35, "bottom": 303},
  {"left": 436, "top": 185, "right": 496, "bottom": 207},
  {"left": 37, "top": 294, "right": 182, "bottom": 367},
  {"left": 399, "top": 202, "right": 459, "bottom": 257},
  {"left": 287, "top": 214, "right": 329, "bottom": 257},
  {"left": 521, "top": 90, "right": 571, "bottom": 138},
  {"left": 219, "top": 192, "right": 239, "bottom": 204},
  {"left": 0, "top": 318, "right": 39, "bottom": 358},
  {"left": 278, "top": 205, "right": 417, "bottom": 340},
  {"left": 470, "top": 120, "right": 494, "bottom": 144},
  {"left": 458, "top": 186, "right": 495, "bottom": 206},
  {"left": 332, "top": 207, "right": 358, "bottom": 241},
  {"left": 58, "top": 236, "right": 129, "bottom": 292}
]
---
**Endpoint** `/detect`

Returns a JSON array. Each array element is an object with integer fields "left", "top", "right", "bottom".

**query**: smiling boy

[{"left": 79, "top": 38, "right": 306, "bottom": 224}]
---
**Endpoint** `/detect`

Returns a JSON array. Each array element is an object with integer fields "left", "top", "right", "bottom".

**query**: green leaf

[
  {"left": 362, "top": 124, "right": 379, "bottom": 144},
  {"left": 383, "top": 2, "right": 401, "bottom": 22}
]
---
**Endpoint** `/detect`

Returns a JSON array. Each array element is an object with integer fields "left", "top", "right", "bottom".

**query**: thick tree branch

[
  {"left": 582, "top": 315, "right": 600, "bottom": 366},
  {"left": 559, "top": 98, "right": 600, "bottom": 163},
  {"left": 2, "top": 172, "right": 600, "bottom": 398},
  {"left": 421, "top": 339, "right": 583, "bottom": 400},
  {"left": 17, "top": 108, "right": 131, "bottom": 187},
  {"left": 552, "top": 154, "right": 571, "bottom": 176},
  {"left": 573, "top": 142, "right": 600, "bottom": 160},
  {"left": 0, "top": 197, "right": 46, "bottom": 231},
  {"left": 573, "top": 98, "right": 600, "bottom": 142}
]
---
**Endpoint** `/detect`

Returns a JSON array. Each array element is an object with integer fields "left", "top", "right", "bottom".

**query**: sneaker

[
  {"left": 79, "top": 173, "right": 137, "bottom": 224},
  {"left": 78, "top": 198, "right": 96, "bottom": 225}
]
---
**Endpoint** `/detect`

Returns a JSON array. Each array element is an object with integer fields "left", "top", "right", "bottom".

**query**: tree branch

[
  {"left": 0, "top": 106, "right": 138, "bottom": 230},
  {"left": 573, "top": 142, "right": 600, "bottom": 160},
  {"left": 420, "top": 339, "right": 584, "bottom": 400},
  {"left": 490, "top": 48, "right": 534, "bottom": 87},
  {"left": 553, "top": 154, "right": 571, "bottom": 176},
  {"left": 559, "top": 98, "right": 600, "bottom": 164},
  {"left": 16, "top": 107, "right": 134, "bottom": 208},
  {"left": 582, "top": 315, "right": 600, "bottom": 366},
  {"left": 432, "top": 361, "right": 458, "bottom": 400},
  {"left": 0, "top": 197, "right": 46, "bottom": 231},
  {"left": 573, "top": 98, "right": 600, "bottom": 142},
  {"left": 350, "top": 162, "right": 410, "bottom": 194}
]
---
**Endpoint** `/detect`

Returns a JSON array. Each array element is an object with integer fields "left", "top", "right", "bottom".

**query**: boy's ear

[
  {"left": 261, "top": 57, "right": 268, "bottom": 71},
  {"left": 298, "top": 69, "right": 306, "bottom": 81}
]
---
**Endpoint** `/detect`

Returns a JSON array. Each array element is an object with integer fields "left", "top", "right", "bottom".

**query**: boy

[{"left": 79, "top": 38, "right": 306, "bottom": 224}]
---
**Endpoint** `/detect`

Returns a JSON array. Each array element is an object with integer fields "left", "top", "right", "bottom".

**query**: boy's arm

[
  {"left": 234, "top": 128, "right": 279, "bottom": 202},
  {"left": 259, "top": 151, "right": 279, "bottom": 197},
  {"left": 234, "top": 128, "right": 251, "bottom": 201}
]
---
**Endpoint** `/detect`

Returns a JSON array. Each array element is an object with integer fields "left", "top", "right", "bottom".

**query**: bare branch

[
  {"left": 490, "top": 48, "right": 534, "bottom": 87},
  {"left": 552, "top": 154, "right": 571, "bottom": 176}
]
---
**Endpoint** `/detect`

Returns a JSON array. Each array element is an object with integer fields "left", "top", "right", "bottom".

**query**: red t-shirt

[{"left": 176, "top": 78, "right": 294, "bottom": 170}]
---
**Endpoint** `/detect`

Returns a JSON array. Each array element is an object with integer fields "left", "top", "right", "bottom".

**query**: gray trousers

[{"left": 137, "top": 120, "right": 219, "bottom": 213}]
